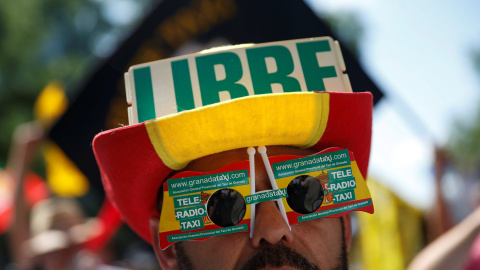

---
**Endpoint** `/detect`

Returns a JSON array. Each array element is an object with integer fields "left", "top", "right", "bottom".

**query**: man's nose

[
  {"left": 250, "top": 199, "right": 294, "bottom": 248},
  {"left": 249, "top": 146, "right": 294, "bottom": 247}
]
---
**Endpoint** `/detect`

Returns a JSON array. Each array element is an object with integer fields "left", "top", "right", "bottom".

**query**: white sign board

[{"left": 125, "top": 36, "right": 351, "bottom": 125}]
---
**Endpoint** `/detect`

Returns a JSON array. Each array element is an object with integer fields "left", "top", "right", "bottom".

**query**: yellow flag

[
  {"left": 34, "top": 81, "right": 68, "bottom": 127},
  {"left": 350, "top": 179, "right": 424, "bottom": 270},
  {"left": 42, "top": 142, "right": 89, "bottom": 197},
  {"left": 35, "top": 81, "right": 89, "bottom": 197}
]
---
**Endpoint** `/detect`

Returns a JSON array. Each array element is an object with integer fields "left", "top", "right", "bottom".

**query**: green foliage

[
  {"left": 321, "top": 11, "right": 364, "bottom": 57},
  {"left": 447, "top": 107, "right": 480, "bottom": 173},
  {"left": 446, "top": 49, "right": 480, "bottom": 174},
  {"left": 0, "top": 0, "right": 156, "bottom": 165},
  {"left": 0, "top": 1, "right": 153, "bottom": 265},
  {"left": 0, "top": 0, "right": 98, "bottom": 162}
]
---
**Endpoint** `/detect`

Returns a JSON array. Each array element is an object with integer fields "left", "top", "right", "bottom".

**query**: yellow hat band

[{"left": 145, "top": 92, "right": 330, "bottom": 170}]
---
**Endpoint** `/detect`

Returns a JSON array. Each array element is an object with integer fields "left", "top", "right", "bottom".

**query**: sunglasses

[{"left": 158, "top": 146, "right": 374, "bottom": 249}]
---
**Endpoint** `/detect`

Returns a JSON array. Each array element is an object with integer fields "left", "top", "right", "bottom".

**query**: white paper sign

[{"left": 125, "top": 36, "right": 351, "bottom": 124}]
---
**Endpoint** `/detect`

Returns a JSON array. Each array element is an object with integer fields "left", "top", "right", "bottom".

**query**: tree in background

[
  {"left": 447, "top": 50, "right": 480, "bottom": 178},
  {"left": 0, "top": 1, "right": 153, "bottom": 266},
  {"left": 319, "top": 11, "right": 364, "bottom": 57},
  {"left": 0, "top": 0, "right": 152, "bottom": 167}
]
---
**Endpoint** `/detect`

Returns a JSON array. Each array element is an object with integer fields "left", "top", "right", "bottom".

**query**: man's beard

[{"left": 174, "top": 219, "right": 348, "bottom": 270}]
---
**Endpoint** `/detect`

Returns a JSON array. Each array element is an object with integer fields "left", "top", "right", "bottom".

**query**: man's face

[{"left": 150, "top": 146, "right": 352, "bottom": 270}]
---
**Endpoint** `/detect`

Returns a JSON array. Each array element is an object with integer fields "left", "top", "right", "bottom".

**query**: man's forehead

[{"left": 182, "top": 146, "right": 318, "bottom": 172}]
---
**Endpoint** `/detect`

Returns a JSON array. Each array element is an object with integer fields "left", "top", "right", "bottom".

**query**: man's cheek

[
  {"left": 182, "top": 234, "right": 248, "bottom": 268},
  {"left": 294, "top": 219, "right": 344, "bottom": 260}
]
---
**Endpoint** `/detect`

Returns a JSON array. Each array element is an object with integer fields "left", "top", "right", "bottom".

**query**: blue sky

[{"left": 306, "top": 0, "right": 480, "bottom": 210}]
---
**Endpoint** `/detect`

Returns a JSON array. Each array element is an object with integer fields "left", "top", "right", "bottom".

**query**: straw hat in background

[{"left": 24, "top": 197, "right": 103, "bottom": 257}]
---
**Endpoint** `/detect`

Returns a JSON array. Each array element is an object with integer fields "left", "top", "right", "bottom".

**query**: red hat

[{"left": 93, "top": 91, "right": 372, "bottom": 243}]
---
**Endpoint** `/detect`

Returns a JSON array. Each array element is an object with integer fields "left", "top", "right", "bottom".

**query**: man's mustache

[{"left": 240, "top": 243, "right": 319, "bottom": 270}]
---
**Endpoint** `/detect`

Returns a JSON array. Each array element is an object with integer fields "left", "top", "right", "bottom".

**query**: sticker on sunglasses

[
  {"left": 245, "top": 189, "right": 288, "bottom": 205},
  {"left": 270, "top": 148, "right": 373, "bottom": 224},
  {"left": 158, "top": 148, "right": 374, "bottom": 249}
]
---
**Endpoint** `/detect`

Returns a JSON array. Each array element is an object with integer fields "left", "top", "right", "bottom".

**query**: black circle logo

[
  {"left": 286, "top": 175, "right": 324, "bottom": 214},
  {"left": 206, "top": 188, "right": 246, "bottom": 227}
]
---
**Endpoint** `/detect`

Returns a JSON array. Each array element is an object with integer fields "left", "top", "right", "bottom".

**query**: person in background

[{"left": 5, "top": 122, "right": 124, "bottom": 270}]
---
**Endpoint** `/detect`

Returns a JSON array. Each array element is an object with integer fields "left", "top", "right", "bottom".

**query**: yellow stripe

[
  {"left": 303, "top": 93, "right": 329, "bottom": 148},
  {"left": 43, "top": 142, "right": 89, "bottom": 197},
  {"left": 145, "top": 119, "right": 175, "bottom": 168},
  {"left": 146, "top": 92, "right": 330, "bottom": 170}
]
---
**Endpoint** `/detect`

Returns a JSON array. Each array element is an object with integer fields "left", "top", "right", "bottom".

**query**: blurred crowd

[{"left": 0, "top": 122, "right": 161, "bottom": 270}]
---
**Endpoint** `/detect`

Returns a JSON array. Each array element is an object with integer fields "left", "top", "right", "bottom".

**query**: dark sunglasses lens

[
  {"left": 206, "top": 188, "right": 246, "bottom": 227},
  {"left": 286, "top": 175, "right": 324, "bottom": 214}
]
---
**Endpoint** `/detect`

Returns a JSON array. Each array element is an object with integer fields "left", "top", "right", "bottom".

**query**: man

[{"left": 93, "top": 37, "right": 374, "bottom": 269}]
